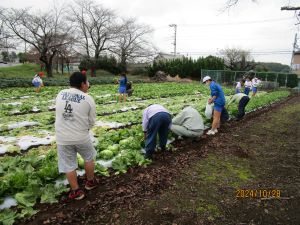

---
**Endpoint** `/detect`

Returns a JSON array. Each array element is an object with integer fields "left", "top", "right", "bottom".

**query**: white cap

[{"left": 202, "top": 76, "right": 211, "bottom": 83}]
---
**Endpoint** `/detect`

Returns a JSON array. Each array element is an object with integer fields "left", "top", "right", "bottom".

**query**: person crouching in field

[
  {"left": 142, "top": 104, "right": 172, "bottom": 159},
  {"left": 126, "top": 81, "right": 133, "bottom": 97},
  {"left": 55, "top": 72, "right": 98, "bottom": 200},
  {"left": 203, "top": 76, "right": 226, "bottom": 135},
  {"left": 32, "top": 72, "right": 44, "bottom": 93},
  {"left": 171, "top": 105, "right": 204, "bottom": 138},
  {"left": 227, "top": 93, "right": 250, "bottom": 120}
]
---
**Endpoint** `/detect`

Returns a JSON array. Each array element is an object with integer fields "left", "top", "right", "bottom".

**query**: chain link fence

[{"left": 201, "top": 69, "right": 299, "bottom": 89}]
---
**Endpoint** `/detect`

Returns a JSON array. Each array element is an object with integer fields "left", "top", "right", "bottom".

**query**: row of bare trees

[{"left": 0, "top": 0, "right": 154, "bottom": 76}]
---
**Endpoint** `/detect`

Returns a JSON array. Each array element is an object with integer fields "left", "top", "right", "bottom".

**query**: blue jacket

[
  {"left": 119, "top": 77, "right": 127, "bottom": 88},
  {"left": 209, "top": 81, "right": 225, "bottom": 106}
]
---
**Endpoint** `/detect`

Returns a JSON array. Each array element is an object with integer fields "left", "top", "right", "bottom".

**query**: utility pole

[
  {"left": 169, "top": 24, "right": 177, "bottom": 56},
  {"left": 290, "top": 33, "right": 298, "bottom": 68},
  {"left": 281, "top": 5, "right": 300, "bottom": 70}
]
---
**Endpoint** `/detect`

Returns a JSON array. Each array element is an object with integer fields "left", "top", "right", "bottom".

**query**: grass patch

[
  {"left": 144, "top": 153, "right": 256, "bottom": 220},
  {"left": 0, "top": 64, "right": 149, "bottom": 80},
  {"left": 197, "top": 154, "right": 255, "bottom": 188},
  {"left": 0, "top": 64, "right": 149, "bottom": 88},
  {"left": 0, "top": 64, "right": 40, "bottom": 78}
]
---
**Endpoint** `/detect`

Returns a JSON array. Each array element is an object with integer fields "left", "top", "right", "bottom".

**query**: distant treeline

[{"left": 147, "top": 56, "right": 225, "bottom": 78}]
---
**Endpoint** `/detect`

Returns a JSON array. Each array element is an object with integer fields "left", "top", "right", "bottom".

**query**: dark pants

[
  {"left": 237, "top": 96, "right": 250, "bottom": 119},
  {"left": 145, "top": 112, "right": 171, "bottom": 157},
  {"left": 244, "top": 87, "right": 250, "bottom": 95},
  {"left": 126, "top": 89, "right": 133, "bottom": 97},
  {"left": 221, "top": 108, "right": 229, "bottom": 122}
]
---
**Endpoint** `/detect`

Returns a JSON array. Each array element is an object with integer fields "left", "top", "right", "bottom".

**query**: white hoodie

[{"left": 55, "top": 88, "right": 96, "bottom": 145}]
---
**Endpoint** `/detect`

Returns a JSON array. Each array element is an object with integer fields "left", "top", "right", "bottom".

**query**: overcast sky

[{"left": 1, "top": 0, "right": 299, "bottom": 65}]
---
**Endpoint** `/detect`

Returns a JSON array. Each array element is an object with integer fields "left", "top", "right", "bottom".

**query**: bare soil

[{"left": 20, "top": 95, "right": 300, "bottom": 225}]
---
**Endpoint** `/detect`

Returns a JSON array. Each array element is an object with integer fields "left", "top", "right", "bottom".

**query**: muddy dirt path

[{"left": 23, "top": 95, "right": 300, "bottom": 225}]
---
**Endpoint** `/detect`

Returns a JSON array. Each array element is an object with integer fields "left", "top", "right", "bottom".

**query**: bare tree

[
  {"left": 0, "top": 8, "right": 16, "bottom": 51},
  {"left": 56, "top": 40, "right": 77, "bottom": 75},
  {"left": 0, "top": 7, "right": 73, "bottom": 77},
  {"left": 69, "top": 0, "right": 116, "bottom": 59},
  {"left": 110, "top": 18, "right": 154, "bottom": 72},
  {"left": 221, "top": 0, "right": 256, "bottom": 11},
  {"left": 219, "top": 48, "right": 256, "bottom": 71},
  {"left": 0, "top": 8, "right": 5, "bottom": 48}
]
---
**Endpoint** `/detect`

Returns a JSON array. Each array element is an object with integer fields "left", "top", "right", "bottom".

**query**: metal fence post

[
  {"left": 285, "top": 73, "right": 288, "bottom": 88},
  {"left": 200, "top": 69, "right": 203, "bottom": 82}
]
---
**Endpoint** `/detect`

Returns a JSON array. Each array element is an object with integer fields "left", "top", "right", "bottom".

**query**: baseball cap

[{"left": 202, "top": 76, "right": 211, "bottom": 83}]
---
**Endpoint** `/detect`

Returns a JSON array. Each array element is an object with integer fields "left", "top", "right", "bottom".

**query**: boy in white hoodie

[{"left": 55, "top": 72, "right": 97, "bottom": 200}]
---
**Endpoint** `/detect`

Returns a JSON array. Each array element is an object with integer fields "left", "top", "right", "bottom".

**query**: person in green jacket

[
  {"left": 227, "top": 93, "right": 250, "bottom": 120},
  {"left": 171, "top": 105, "right": 204, "bottom": 138}
]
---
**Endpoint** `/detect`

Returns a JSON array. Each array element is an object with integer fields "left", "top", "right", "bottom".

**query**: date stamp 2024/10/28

[{"left": 236, "top": 189, "right": 281, "bottom": 199}]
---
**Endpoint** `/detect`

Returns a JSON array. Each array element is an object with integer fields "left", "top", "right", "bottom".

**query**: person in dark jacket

[{"left": 126, "top": 81, "right": 133, "bottom": 97}]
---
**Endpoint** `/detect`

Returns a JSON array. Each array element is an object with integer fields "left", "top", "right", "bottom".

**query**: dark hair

[
  {"left": 70, "top": 72, "right": 87, "bottom": 88},
  {"left": 121, "top": 73, "right": 127, "bottom": 84}
]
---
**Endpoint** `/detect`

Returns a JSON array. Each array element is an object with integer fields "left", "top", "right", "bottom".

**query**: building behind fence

[{"left": 201, "top": 69, "right": 299, "bottom": 89}]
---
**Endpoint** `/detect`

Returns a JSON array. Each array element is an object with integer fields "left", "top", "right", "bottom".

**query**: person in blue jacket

[
  {"left": 118, "top": 73, "right": 127, "bottom": 103},
  {"left": 203, "top": 76, "right": 226, "bottom": 135}
]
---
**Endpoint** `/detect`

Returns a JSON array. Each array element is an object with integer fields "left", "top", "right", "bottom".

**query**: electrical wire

[{"left": 154, "top": 17, "right": 294, "bottom": 30}]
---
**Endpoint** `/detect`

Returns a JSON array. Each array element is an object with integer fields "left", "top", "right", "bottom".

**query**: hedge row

[
  {"left": 0, "top": 77, "right": 145, "bottom": 88},
  {"left": 79, "top": 55, "right": 122, "bottom": 74},
  {"left": 147, "top": 56, "right": 225, "bottom": 78}
]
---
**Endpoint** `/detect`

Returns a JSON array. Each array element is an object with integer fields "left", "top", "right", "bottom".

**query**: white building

[{"left": 154, "top": 52, "right": 185, "bottom": 62}]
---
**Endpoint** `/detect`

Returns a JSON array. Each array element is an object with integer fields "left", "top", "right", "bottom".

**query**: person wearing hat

[
  {"left": 202, "top": 76, "right": 226, "bottom": 135},
  {"left": 32, "top": 72, "right": 44, "bottom": 93}
]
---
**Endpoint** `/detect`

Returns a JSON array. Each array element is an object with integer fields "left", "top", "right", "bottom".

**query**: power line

[
  {"left": 176, "top": 17, "right": 294, "bottom": 27},
  {"left": 175, "top": 50, "right": 293, "bottom": 56},
  {"left": 154, "top": 17, "right": 294, "bottom": 30}
]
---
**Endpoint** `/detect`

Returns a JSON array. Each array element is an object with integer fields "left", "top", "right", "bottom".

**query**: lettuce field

[{"left": 0, "top": 82, "right": 291, "bottom": 224}]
